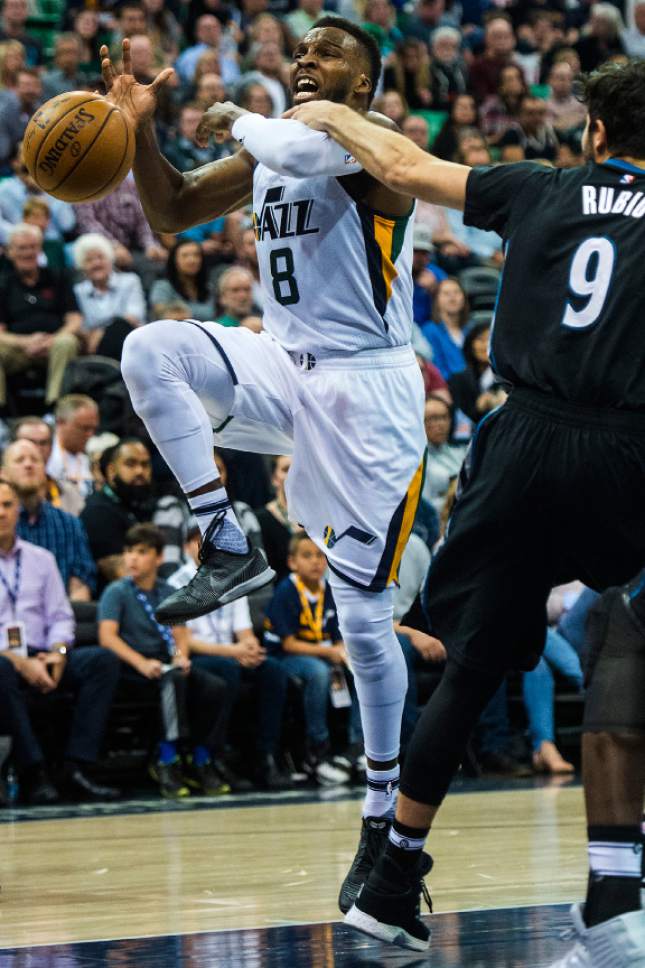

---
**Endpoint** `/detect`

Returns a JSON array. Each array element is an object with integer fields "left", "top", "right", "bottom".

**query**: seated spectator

[
  {"left": 0, "top": 479, "right": 120, "bottom": 805},
  {"left": 0, "top": 0, "right": 42, "bottom": 67},
  {"left": 256, "top": 455, "right": 298, "bottom": 583},
  {"left": 237, "top": 80, "right": 274, "bottom": 116},
  {"left": 81, "top": 437, "right": 189, "bottom": 588},
  {"left": 432, "top": 94, "right": 478, "bottom": 161},
  {"left": 110, "top": 0, "right": 165, "bottom": 68},
  {"left": 86, "top": 432, "right": 120, "bottom": 493},
  {"left": 0, "top": 68, "right": 42, "bottom": 173},
  {"left": 126, "top": 35, "right": 181, "bottom": 137},
  {"left": 575, "top": 3, "right": 625, "bottom": 73},
  {"left": 215, "top": 267, "right": 261, "bottom": 329},
  {"left": 523, "top": 624, "right": 583, "bottom": 774},
  {"left": 286, "top": 0, "right": 333, "bottom": 41},
  {"left": 240, "top": 42, "right": 289, "bottom": 116},
  {"left": 47, "top": 395, "right": 99, "bottom": 508},
  {"left": 499, "top": 94, "right": 559, "bottom": 162},
  {"left": 3, "top": 439, "right": 96, "bottom": 601},
  {"left": 150, "top": 241, "right": 214, "bottom": 323},
  {"left": 411, "top": 222, "right": 446, "bottom": 326},
  {"left": 417, "top": 353, "right": 451, "bottom": 403},
  {"left": 163, "top": 102, "right": 233, "bottom": 173},
  {"left": 0, "top": 147, "right": 76, "bottom": 247},
  {"left": 233, "top": 225, "right": 264, "bottom": 310},
  {"left": 373, "top": 90, "right": 408, "bottom": 129},
  {"left": 429, "top": 27, "right": 468, "bottom": 111},
  {"left": 264, "top": 532, "right": 362, "bottom": 784},
  {"left": 73, "top": 234, "right": 146, "bottom": 360},
  {"left": 73, "top": 172, "right": 167, "bottom": 283},
  {"left": 41, "top": 33, "right": 90, "bottom": 100},
  {"left": 22, "top": 198, "right": 66, "bottom": 271},
  {"left": 397, "top": 0, "right": 455, "bottom": 47},
  {"left": 556, "top": 132, "right": 584, "bottom": 169},
  {"left": 98, "top": 524, "right": 229, "bottom": 799},
  {"left": 421, "top": 277, "right": 471, "bottom": 380},
  {"left": 193, "top": 72, "right": 227, "bottom": 113},
  {"left": 73, "top": 9, "right": 112, "bottom": 78},
  {"left": 383, "top": 38, "right": 431, "bottom": 110},
  {"left": 143, "top": 0, "right": 183, "bottom": 62},
  {"left": 421, "top": 395, "right": 467, "bottom": 515},
  {"left": 362, "top": 0, "right": 403, "bottom": 59},
  {"left": 169, "top": 525, "right": 290, "bottom": 790},
  {"left": 0, "top": 39, "right": 24, "bottom": 92},
  {"left": 175, "top": 14, "right": 239, "bottom": 87},
  {"left": 0, "top": 224, "right": 80, "bottom": 409},
  {"left": 545, "top": 61, "right": 587, "bottom": 134},
  {"left": 448, "top": 322, "right": 507, "bottom": 425},
  {"left": 442, "top": 146, "right": 504, "bottom": 270},
  {"left": 480, "top": 63, "right": 527, "bottom": 145},
  {"left": 469, "top": 13, "right": 519, "bottom": 104},
  {"left": 621, "top": 0, "right": 645, "bottom": 58},
  {"left": 13, "top": 416, "right": 83, "bottom": 515},
  {"left": 401, "top": 113, "right": 430, "bottom": 151}
]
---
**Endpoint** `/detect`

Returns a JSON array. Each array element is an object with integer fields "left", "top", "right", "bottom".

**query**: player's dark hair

[
  {"left": 166, "top": 239, "right": 209, "bottom": 303},
  {"left": 124, "top": 523, "right": 165, "bottom": 554},
  {"left": 312, "top": 16, "right": 382, "bottom": 106},
  {"left": 580, "top": 60, "right": 645, "bottom": 159}
]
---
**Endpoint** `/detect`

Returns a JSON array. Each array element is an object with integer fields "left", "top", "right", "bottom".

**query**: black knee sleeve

[
  {"left": 583, "top": 587, "right": 645, "bottom": 734},
  {"left": 400, "top": 660, "right": 505, "bottom": 806}
]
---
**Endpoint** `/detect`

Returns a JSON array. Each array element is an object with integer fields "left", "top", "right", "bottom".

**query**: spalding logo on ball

[{"left": 22, "top": 91, "right": 135, "bottom": 203}]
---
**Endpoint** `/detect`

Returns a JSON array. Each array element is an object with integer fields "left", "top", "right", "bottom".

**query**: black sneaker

[
  {"left": 149, "top": 759, "right": 190, "bottom": 799},
  {"left": 345, "top": 851, "right": 433, "bottom": 951},
  {"left": 155, "top": 516, "right": 275, "bottom": 625},
  {"left": 184, "top": 759, "right": 231, "bottom": 797},
  {"left": 339, "top": 816, "right": 392, "bottom": 914}
]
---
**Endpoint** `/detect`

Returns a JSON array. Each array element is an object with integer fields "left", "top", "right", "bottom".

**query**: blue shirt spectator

[{"left": 421, "top": 277, "right": 471, "bottom": 380}]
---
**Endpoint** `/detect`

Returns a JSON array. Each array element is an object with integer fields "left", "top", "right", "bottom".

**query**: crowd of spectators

[{"left": 0, "top": 0, "right": 623, "bottom": 804}]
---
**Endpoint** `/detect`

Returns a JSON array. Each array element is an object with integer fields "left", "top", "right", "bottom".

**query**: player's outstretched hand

[
  {"left": 283, "top": 100, "right": 349, "bottom": 132},
  {"left": 101, "top": 39, "right": 174, "bottom": 130},
  {"left": 196, "top": 101, "right": 249, "bottom": 147}
]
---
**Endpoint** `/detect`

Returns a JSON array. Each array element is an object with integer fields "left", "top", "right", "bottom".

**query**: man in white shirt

[
  {"left": 47, "top": 395, "right": 98, "bottom": 509},
  {"left": 169, "top": 527, "right": 291, "bottom": 790}
]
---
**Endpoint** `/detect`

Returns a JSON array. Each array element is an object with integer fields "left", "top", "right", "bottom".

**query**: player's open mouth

[{"left": 293, "top": 75, "right": 320, "bottom": 102}]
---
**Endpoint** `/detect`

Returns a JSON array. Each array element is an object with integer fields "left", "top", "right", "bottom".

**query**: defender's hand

[
  {"left": 196, "top": 102, "right": 249, "bottom": 147},
  {"left": 283, "top": 100, "right": 349, "bottom": 132},
  {"left": 101, "top": 39, "right": 174, "bottom": 130}
]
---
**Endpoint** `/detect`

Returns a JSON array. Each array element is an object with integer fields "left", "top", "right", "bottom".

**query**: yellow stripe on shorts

[{"left": 386, "top": 455, "right": 426, "bottom": 586}]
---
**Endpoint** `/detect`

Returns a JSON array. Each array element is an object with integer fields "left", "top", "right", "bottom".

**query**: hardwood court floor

[{"left": 0, "top": 780, "right": 587, "bottom": 952}]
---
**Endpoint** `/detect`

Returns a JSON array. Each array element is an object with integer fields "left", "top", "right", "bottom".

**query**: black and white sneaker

[
  {"left": 339, "top": 816, "right": 392, "bottom": 914},
  {"left": 345, "top": 851, "right": 433, "bottom": 951},
  {"left": 155, "top": 516, "right": 275, "bottom": 624}
]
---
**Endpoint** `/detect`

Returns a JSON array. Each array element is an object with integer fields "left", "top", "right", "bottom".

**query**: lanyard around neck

[{"left": 294, "top": 576, "right": 325, "bottom": 641}]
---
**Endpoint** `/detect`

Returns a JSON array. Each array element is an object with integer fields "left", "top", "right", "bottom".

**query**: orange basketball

[{"left": 22, "top": 91, "right": 135, "bottom": 203}]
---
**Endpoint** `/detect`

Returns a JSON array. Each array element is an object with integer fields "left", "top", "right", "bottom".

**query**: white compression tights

[
  {"left": 121, "top": 320, "right": 234, "bottom": 493},
  {"left": 330, "top": 577, "right": 408, "bottom": 763}
]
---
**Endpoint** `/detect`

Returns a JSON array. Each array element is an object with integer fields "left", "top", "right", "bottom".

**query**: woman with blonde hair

[
  {"left": 0, "top": 40, "right": 24, "bottom": 91},
  {"left": 383, "top": 37, "right": 432, "bottom": 108}
]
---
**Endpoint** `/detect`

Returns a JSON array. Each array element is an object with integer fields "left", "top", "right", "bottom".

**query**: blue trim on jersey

[
  {"left": 602, "top": 158, "right": 645, "bottom": 176},
  {"left": 189, "top": 321, "right": 238, "bottom": 386},
  {"left": 488, "top": 238, "right": 510, "bottom": 374}
]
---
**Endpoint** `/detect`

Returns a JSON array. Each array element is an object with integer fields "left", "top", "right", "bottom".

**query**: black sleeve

[{"left": 463, "top": 162, "right": 551, "bottom": 237}]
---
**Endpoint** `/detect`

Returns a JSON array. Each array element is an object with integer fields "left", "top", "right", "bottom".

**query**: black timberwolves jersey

[{"left": 464, "top": 159, "right": 645, "bottom": 411}]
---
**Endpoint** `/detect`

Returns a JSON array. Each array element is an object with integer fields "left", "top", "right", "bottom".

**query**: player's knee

[
  {"left": 583, "top": 587, "right": 645, "bottom": 734},
  {"left": 121, "top": 319, "right": 184, "bottom": 390}
]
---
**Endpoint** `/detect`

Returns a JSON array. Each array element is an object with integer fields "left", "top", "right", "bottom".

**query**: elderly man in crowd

[
  {"left": 0, "top": 223, "right": 81, "bottom": 408},
  {"left": 41, "top": 33, "right": 90, "bottom": 99},
  {"left": 0, "top": 479, "right": 120, "bottom": 805},
  {"left": 47, "top": 394, "right": 99, "bottom": 507},
  {"left": 215, "top": 266, "right": 262, "bottom": 330},
  {"left": 2, "top": 438, "right": 96, "bottom": 601}
]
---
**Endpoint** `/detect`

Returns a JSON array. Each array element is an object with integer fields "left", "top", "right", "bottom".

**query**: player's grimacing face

[{"left": 290, "top": 28, "right": 369, "bottom": 105}]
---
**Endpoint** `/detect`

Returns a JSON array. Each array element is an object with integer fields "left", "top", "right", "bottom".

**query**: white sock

[
  {"left": 589, "top": 841, "right": 643, "bottom": 878},
  {"left": 188, "top": 488, "right": 248, "bottom": 553},
  {"left": 363, "top": 764, "right": 400, "bottom": 819}
]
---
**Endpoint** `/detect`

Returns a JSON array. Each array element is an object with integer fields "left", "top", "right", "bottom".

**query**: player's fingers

[
  {"left": 100, "top": 45, "right": 115, "bottom": 88},
  {"left": 122, "top": 37, "right": 132, "bottom": 75},
  {"left": 151, "top": 67, "right": 175, "bottom": 92}
]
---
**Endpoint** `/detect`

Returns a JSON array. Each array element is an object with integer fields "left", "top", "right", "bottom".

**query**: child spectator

[
  {"left": 98, "top": 524, "right": 230, "bottom": 799},
  {"left": 264, "top": 532, "right": 362, "bottom": 785},
  {"left": 169, "top": 524, "right": 290, "bottom": 790}
]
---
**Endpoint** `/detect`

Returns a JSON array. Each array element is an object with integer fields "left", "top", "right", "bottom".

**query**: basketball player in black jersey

[{"left": 290, "top": 61, "right": 645, "bottom": 965}]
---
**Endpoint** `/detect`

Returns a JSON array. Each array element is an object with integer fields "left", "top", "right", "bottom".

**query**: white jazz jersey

[{"left": 253, "top": 163, "right": 415, "bottom": 355}]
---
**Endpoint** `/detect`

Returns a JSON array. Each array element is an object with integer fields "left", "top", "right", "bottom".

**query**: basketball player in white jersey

[{"left": 101, "top": 20, "right": 426, "bottom": 911}]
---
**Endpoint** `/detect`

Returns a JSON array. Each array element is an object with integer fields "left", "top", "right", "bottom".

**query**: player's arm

[
  {"left": 101, "top": 41, "right": 254, "bottom": 233},
  {"left": 196, "top": 102, "right": 362, "bottom": 179},
  {"left": 287, "top": 101, "right": 470, "bottom": 210}
]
